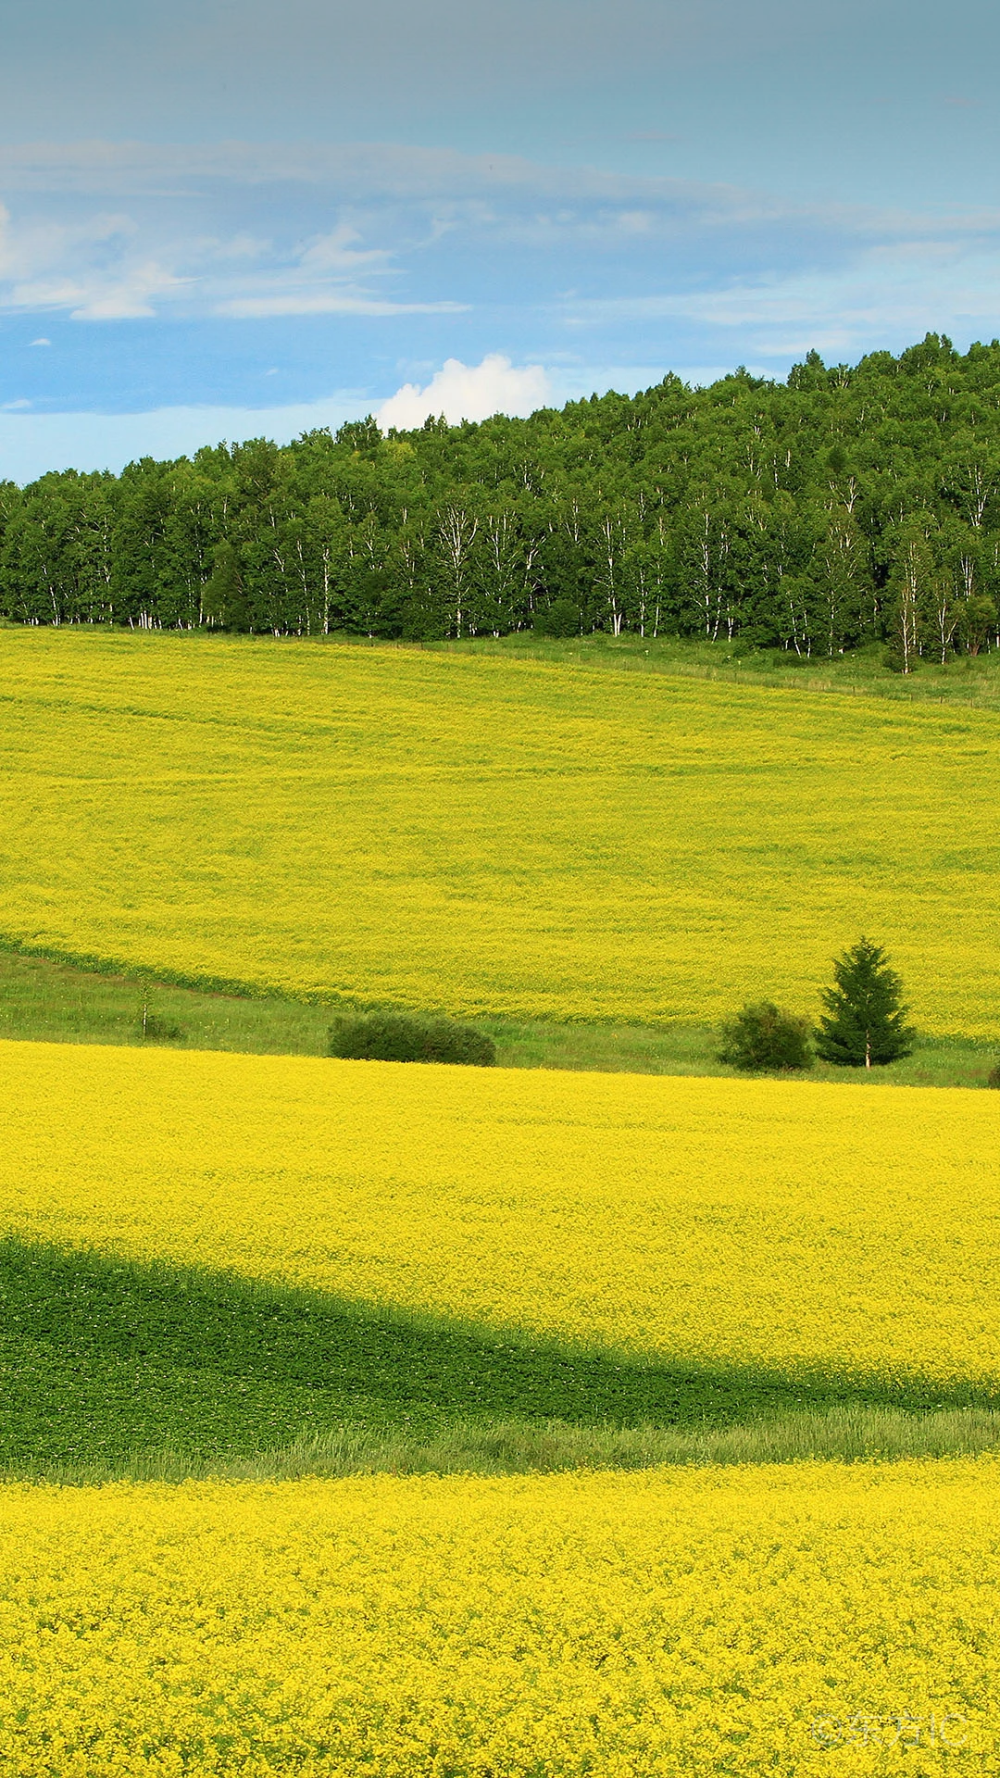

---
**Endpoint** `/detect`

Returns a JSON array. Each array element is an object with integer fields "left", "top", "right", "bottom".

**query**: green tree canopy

[
  {"left": 718, "top": 1001, "right": 813, "bottom": 1072},
  {"left": 3, "top": 334, "right": 1000, "bottom": 651},
  {"left": 815, "top": 938, "right": 916, "bottom": 1068}
]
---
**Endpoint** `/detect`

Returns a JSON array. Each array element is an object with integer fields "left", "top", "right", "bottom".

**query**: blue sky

[{"left": 2, "top": 0, "right": 1000, "bottom": 479}]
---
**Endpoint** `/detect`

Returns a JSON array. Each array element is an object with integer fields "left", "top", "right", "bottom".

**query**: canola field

[
  {"left": 2, "top": 1040, "right": 998, "bottom": 1395},
  {"left": 0, "top": 1460, "right": 995, "bottom": 1776},
  {"left": 3, "top": 626, "right": 999, "bottom": 1777},
  {"left": 0, "top": 626, "right": 997, "bottom": 1034}
]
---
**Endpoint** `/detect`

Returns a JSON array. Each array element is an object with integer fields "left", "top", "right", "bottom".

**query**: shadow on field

[{"left": 1, "top": 1237, "right": 991, "bottom": 1470}]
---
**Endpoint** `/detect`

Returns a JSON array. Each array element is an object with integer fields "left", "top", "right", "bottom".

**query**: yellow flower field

[
  {"left": 0, "top": 627, "right": 997, "bottom": 1033},
  {"left": 2, "top": 1040, "right": 998, "bottom": 1390},
  {"left": 0, "top": 1458, "right": 994, "bottom": 1776}
]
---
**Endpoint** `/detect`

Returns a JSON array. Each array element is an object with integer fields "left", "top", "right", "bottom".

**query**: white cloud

[
  {"left": 218, "top": 293, "right": 464, "bottom": 318},
  {"left": 0, "top": 360, "right": 688, "bottom": 484},
  {"left": 377, "top": 354, "right": 551, "bottom": 430},
  {"left": 0, "top": 358, "right": 674, "bottom": 483},
  {"left": 560, "top": 229, "right": 1000, "bottom": 362},
  {"left": 70, "top": 262, "right": 192, "bottom": 320},
  {"left": 6, "top": 136, "right": 998, "bottom": 350},
  {"left": 0, "top": 139, "right": 840, "bottom": 328}
]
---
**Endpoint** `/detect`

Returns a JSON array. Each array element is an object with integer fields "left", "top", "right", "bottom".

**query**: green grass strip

[
  {"left": 0, "top": 942, "right": 995, "bottom": 1086},
  {"left": 27, "top": 1406, "right": 1000, "bottom": 1487}
]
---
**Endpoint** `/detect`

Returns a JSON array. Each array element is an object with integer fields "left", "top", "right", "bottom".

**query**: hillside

[
  {"left": 0, "top": 626, "right": 996, "bottom": 1035},
  {"left": 2, "top": 627, "right": 998, "bottom": 1776},
  {"left": 1, "top": 1038, "right": 998, "bottom": 1476}
]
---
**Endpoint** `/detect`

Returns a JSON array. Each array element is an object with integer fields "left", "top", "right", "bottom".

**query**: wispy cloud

[
  {"left": 220, "top": 294, "right": 465, "bottom": 318},
  {"left": 0, "top": 140, "right": 875, "bottom": 329},
  {"left": 562, "top": 228, "right": 1000, "bottom": 361},
  {"left": 4, "top": 135, "right": 1000, "bottom": 448}
]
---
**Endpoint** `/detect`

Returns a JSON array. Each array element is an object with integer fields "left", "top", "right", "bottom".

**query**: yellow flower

[
  {"left": 1, "top": 1040, "right": 997, "bottom": 1389},
  {"left": 0, "top": 626, "right": 996, "bottom": 1034},
  {"left": 0, "top": 1460, "right": 993, "bottom": 1774}
]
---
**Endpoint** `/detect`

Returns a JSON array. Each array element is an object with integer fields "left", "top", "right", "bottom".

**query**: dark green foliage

[
  {"left": 815, "top": 937, "right": 917, "bottom": 1068},
  {"left": 329, "top": 1011, "right": 496, "bottom": 1066},
  {"left": 960, "top": 594, "right": 997, "bottom": 656},
  {"left": 136, "top": 1011, "right": 186, "bottom": 1043},
  {"left": 718, "top": 1001, "right": 813, "bottom": 1072},
  {"left": 534, "top": 597, "right": 582, "bottom": 637},
  {"left": 987, "top": 1063, "right": 1000, "bottom": 1088},
  {"left": 201, "top": 539, "right": 248, "bottom": 631},
  {"left": 0, "top": 939, "right": 992, "bottom": 1085},
  {"left": 0, "top": 1238, "right": 986, "bottom": 1473},
  {"left": 2, "top": 334, "right": 1000, "bottom": 652}
]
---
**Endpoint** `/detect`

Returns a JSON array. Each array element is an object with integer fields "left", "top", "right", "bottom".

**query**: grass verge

[
  {"left": 0, "top": 943, "right": 994, "bottom": 1087},
  {"left": 20, "top": 1407, "right": 1000, "bottom": 1487},
  {"left": 435, "top": 632, "right": 1000, "bottom": 712}
]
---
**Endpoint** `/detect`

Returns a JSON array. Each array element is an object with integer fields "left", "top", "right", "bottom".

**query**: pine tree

[{"left": 815, "top": 937, "right": 916, "bottom": 1068}]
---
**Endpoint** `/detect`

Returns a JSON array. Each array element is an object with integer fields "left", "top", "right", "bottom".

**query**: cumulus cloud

[{"left": 377, "top": 354, "right": 551, "bottom": 430}]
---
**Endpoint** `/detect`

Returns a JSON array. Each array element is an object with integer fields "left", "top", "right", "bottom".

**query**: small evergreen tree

[
  {"left": 815, "top": 937, "right": 916, "bottom": 1068},
  {"left": 718, "top": 1001, "right": 813, "bottom": 1072}
]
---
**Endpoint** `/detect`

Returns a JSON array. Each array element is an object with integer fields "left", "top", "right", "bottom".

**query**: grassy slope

[
  {"left": 438, "top": 630, "right": 1000, "bottom": 708},
  {"left": 0, "top": 944, "right": 994, "bottom": 1087}
]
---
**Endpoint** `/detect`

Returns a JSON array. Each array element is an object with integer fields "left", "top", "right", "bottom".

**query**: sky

[{"left": 2, "top": 0, "right": 1000, "bottom": 481}]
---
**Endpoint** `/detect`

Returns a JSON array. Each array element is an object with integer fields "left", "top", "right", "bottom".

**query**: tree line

[{"left": 3, "top": 332, "right": 1000, "bottom": 665}]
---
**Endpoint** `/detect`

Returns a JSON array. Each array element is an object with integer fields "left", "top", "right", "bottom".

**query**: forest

[{"left": 2, "top": 330, "right": 1000, "bottom": 663}]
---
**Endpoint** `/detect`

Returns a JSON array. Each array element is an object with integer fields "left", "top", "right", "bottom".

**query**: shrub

[
  {"left": 534, "top": 599, "right": 582, "bottom": 638},
  {"left": 718, "top": 1001, "right": 813, "bottom": 1072},
  {"left": 136, "top": 1012, "right": 186, "bottom": 1044},
  {"left": 329, "top": 1012, "right": 496, "bottom": 1067},
  {"left": 987, "top": 1063, "right": 1000, "bottom": 1089}
]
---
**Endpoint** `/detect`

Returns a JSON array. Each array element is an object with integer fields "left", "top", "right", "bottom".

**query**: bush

[
  {"left": 329, "top": 1012, "right": 496, "bottom": 1066},
  {"left": 534, "top": 598, "right": 582, "bottom": 638},
  {"left": 718, "top": 1001, "right": 813, "bottom": 1072},
  {"left": 987, "top": 1063, "right": 1000, "bottom": 1089},
  {"left": 136, "top": 1012, "right": 186, "bottom": 1043}
]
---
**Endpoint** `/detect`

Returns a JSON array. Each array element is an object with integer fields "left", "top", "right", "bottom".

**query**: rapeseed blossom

[
  {"left": 0, "top": 1459, "right": 994, "bottom": 1775},
  {"left": 2, "top": 1040, "right": 997, "bottom": 1390},
  {"left": 0, "top": 627, "right": 996, "bottom": 1034}
]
